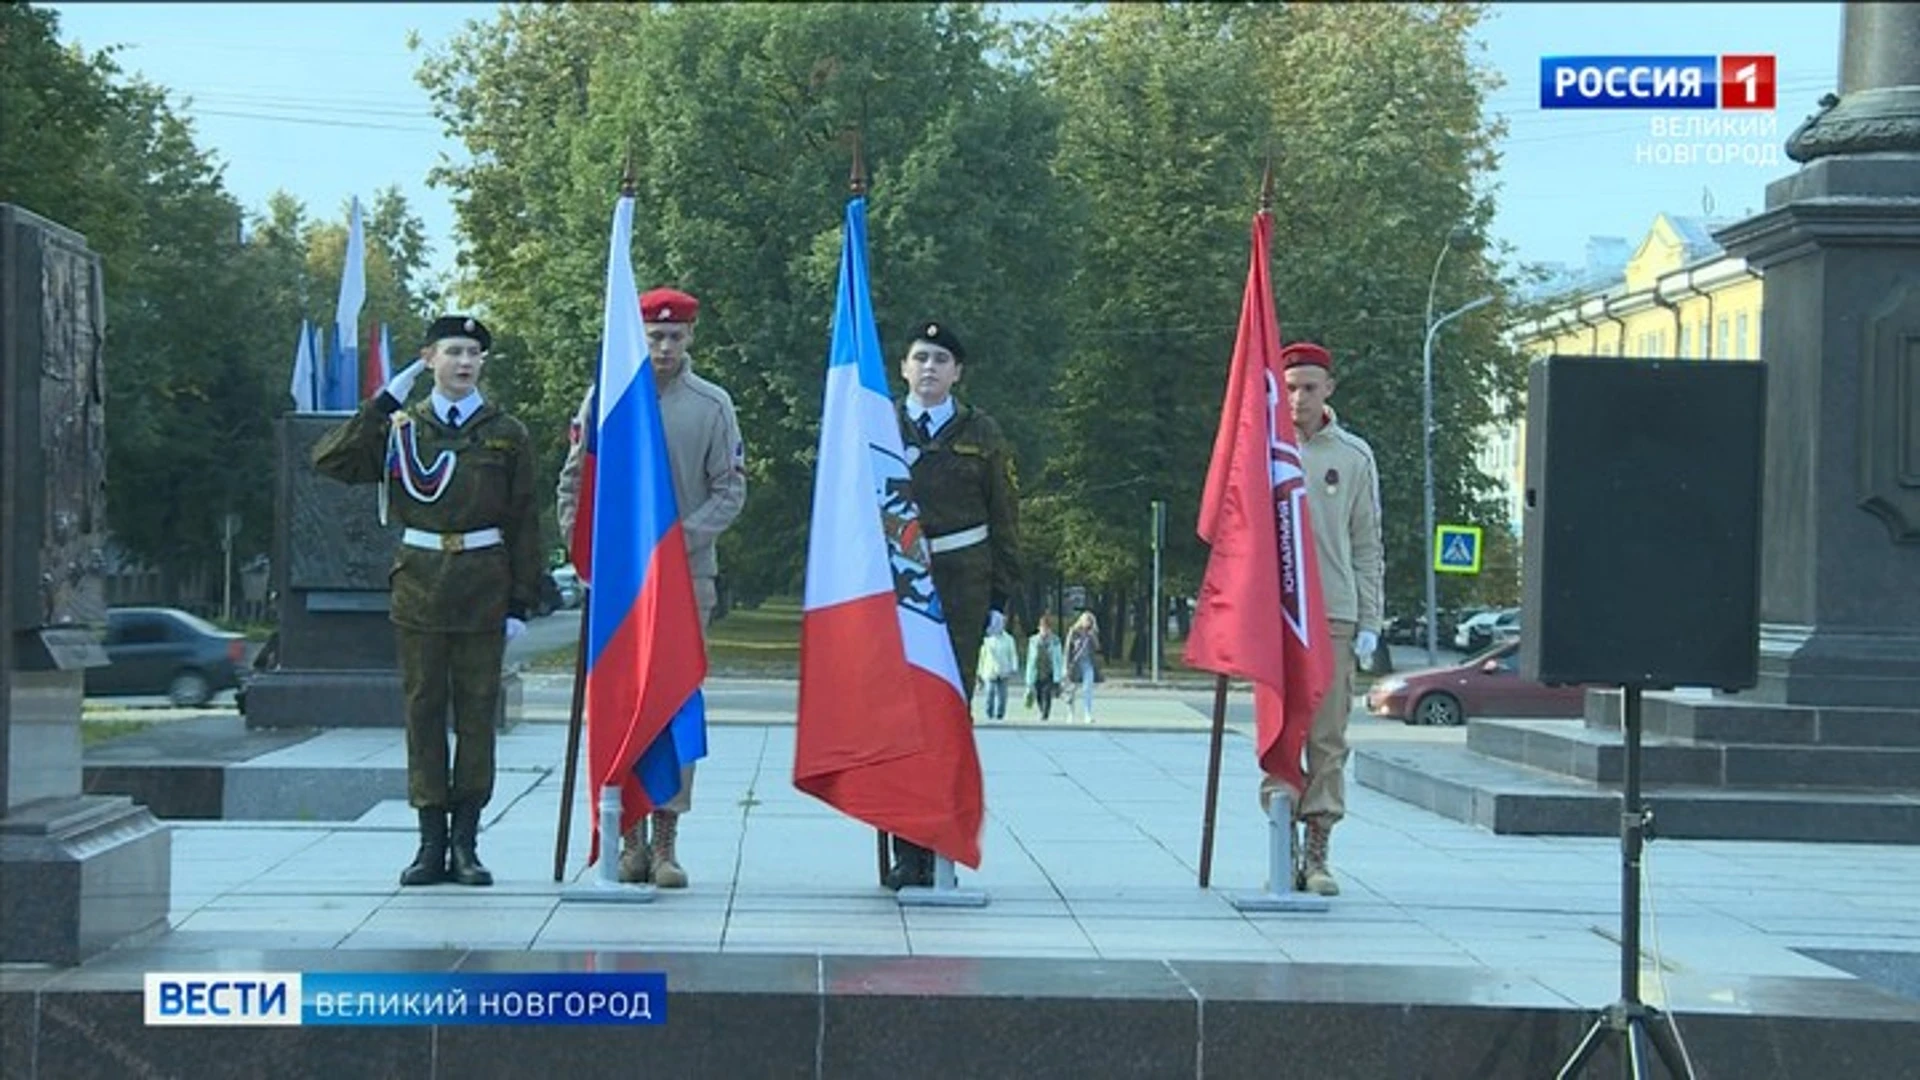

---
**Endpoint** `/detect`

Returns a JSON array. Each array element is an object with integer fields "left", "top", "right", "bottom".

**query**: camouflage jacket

[
  {"left": 311, "top": 396, "right": 543, "bottom": 633},
  {"left": 897, "top": 398, "right": 1022, "bottom": 610}
]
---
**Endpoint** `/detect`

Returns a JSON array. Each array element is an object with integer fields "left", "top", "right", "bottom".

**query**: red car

[{"left": 1365, "top": 640, "right": 1589, "bottom": 726}]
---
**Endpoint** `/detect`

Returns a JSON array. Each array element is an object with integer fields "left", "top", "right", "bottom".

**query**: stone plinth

[{"left": 2, "top": 203, "right": 170, "bottom": 964}]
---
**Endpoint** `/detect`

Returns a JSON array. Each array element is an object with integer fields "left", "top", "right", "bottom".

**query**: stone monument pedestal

[
  {"left": 243, "top": 414, "right": 519, "bottom": 730},
  {"left": 1, "top": 204, "right": 170, "bottom": 964}
]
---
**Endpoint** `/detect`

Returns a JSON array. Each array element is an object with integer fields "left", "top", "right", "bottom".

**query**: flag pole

[
  {"left": 1198, "top": 673, "right": 1230, "bottom": 888},
  {"left": 846, "top": 129, "right": 895, "bottom": 890},
  {"left": 560, "top": 148, "right": 657, "bottom": 903},
  {"left": 1197, "top": 155, "right": 1278, "bottom": 890},
  {"left": 553, "top": 602, "right": 590, "bottom": 881}
]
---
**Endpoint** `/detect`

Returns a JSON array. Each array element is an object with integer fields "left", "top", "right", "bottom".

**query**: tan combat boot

[
  {"left": 1302, "top": 815, "right": 1339, "bottom": 897},
  {"left": 617, "top": 822, "right": 651, "bottom": 884},
  {"left": 649, "top": 811, "right": 688, "bottom": 889}
]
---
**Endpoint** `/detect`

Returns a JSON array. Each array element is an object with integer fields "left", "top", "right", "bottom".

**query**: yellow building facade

[{"left": 1486, "top": 214, "right": 1766, "bottom": 534}]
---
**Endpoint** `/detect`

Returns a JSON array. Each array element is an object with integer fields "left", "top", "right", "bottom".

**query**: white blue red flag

[
  {"left": 289, "top": 318, "right": 316, "bottom": 412},
  {"left": 792, "top": 193, "right": 985, "bottom": 869},
  {"left": 578, "top": 190, "right": 709, "bottom": 863},
  {"left": 331, "top": 197, "right": 366, "bottom": 411}
]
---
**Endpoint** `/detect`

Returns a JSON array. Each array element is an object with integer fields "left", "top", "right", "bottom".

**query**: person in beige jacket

[
  {"left": 1260, "top": 340, "right": 1384, "bottom": 897},
  {"left": 556, "top": 286, "right": 746, "bottom": 889}
]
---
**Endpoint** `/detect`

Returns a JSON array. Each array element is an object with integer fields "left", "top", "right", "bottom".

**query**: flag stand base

[
  {"left": 897, "top": 855, "right": 988, "bottom": 908},
  {"left": 1230, "top": 793, "right": 1329, "bottom": 913},
  {"left": 560, "top": 785, "right": 657, "bottom": 904}
]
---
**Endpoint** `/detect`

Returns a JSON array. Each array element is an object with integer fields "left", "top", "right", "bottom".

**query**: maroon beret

[
  {"left": 1280, "top": 341, "right": 1333, "bottom": 372},
  {"left": 639, "top": 287, "right": 699, "bottom": 324}
]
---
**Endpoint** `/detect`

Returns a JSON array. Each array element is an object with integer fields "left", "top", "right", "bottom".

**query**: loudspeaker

[{"left": 1520, "top": 355, "right": 1765, "bottom": 689}]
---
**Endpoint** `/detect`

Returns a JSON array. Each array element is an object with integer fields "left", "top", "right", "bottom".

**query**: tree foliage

[
  {"left": 416, "top": 1, "right": 1522, "bottom": 618},
  {"left": 1, "top": 4, "right": 438, "bottom": 589},
  {"left": 1039, "top": 2, "right": 1522, "bottom": 621},
  {"left": 8, "top": 0, "right": 1527, "bottom": 622},
  {"left": 420, "top": 2, "right": 1069, "bottom": 599}
]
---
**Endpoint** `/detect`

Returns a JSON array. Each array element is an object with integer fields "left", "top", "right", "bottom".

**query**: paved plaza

[{"left": 113, "top": 671, "right": 1920, "bottom": 1016}]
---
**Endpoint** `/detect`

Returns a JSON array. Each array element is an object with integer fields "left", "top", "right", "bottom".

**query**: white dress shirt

[{"left": 432, "top": 388, "right": 484, "bottom": 428}]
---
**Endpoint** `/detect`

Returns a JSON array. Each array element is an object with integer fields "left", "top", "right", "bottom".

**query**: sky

[{"left": 45, "top": 1, "right": 1845, "bottom": 294}]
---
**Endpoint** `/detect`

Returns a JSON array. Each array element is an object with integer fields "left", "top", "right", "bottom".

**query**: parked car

[
  {"left": 1455, "top": 607, "right": 1519, "bottom": 653},
  {"left": 85, "top": 607, "right": 246, "bottom": 707},
  {"left": 1365, "top": 640, "right": 1590, "bottom": 726}
]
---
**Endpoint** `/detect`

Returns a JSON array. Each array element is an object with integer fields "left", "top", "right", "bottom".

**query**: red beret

[
  {"left": 639, "top": 287, "right": 699, "bottom": 324},
  {"left": 1280, "top": 342, "right": 1333, "bottom": 372}
]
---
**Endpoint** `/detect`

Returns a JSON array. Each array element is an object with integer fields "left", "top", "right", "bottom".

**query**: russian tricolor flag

[
  {"left": 576, "top": 190, "right": 709, "bottom": 864},
  {"left": 792, "top": 192, "right": 985, "bottom": 869}
]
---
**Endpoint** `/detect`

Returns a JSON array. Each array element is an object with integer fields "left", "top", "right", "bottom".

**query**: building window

[
  {"left": 1679, "top": 325, "right": 1692, "bottom": 358},
  {"left": 1698, "top": 319, "right": 1711, "bottom": 357},
  {"left": 1655, "top": 330, "right": 1667, "bottom": 356},
  {"left": 1717, "top": 316, "right": 1730, "bottom": 358},
  {"left": 1735, "top": 312, "right": 1750, "bottom": 359}
]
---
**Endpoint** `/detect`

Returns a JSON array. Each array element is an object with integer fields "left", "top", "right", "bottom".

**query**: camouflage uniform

[
  {"left": 886, "top": 396, "right": 1021, "bottom": 884},
  {"left": 311, "top": 391, "right": 540, "bottom": 881}
]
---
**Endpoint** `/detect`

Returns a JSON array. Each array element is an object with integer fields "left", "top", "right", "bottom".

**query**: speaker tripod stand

[{"left": 1556, "top": 684, "right": 1693, "bottom": 1080}]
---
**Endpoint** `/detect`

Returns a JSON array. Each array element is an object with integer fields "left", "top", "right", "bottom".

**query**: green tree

[
  {"left": 2, "top": 4, "right": 443, "bottom": 601},
  {"left": 420, "top": 3, "right": 1070, "bottom": 601},
  {"left": 1036, "top": 3, "right": 1523, "bottom": 623}
]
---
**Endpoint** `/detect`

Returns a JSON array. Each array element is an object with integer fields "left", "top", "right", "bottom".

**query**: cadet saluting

[
  {"left": 311, "top": 316, "right": 542, "bottom": 888},
  {"left": 885, "top": 320, "right": 1022, "bottom": 889}
]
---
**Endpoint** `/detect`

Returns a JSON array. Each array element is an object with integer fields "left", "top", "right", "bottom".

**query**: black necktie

[
  {"left": 915, "top": 412, "right": 933, "bottom": 442},
  {"left": 447, "top": 405, "right": 461, "bottom": 429}
]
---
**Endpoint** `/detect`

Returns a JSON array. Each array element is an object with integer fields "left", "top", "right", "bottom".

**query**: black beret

[
  {"left": 910, "top": 320, "right": 966, "bottom": 363},
  {"left": 424, "top": 315, "right": 492, "bottom": 353}
]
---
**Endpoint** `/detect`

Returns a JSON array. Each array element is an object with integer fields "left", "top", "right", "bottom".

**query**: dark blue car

[{"left": 85, "top": 607, "right": 246, "bottom": 707}]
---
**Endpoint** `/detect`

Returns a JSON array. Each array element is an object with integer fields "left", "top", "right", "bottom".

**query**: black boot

[
  {"left": 400, "top": 808, "right": 449, "bottom": 887},
  {"left": 448, "top": 803, "right": 493, "bottom": 887}
]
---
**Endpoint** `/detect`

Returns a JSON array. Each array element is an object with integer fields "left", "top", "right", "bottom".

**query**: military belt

[
  {"left": 401, "top": 527, "right": 504, "bottom": 554},
  {"left": 928, "top": 523, "right": 989, "bottom": 555}
]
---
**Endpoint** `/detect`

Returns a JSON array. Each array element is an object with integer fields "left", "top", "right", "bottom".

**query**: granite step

[
  {"left": 1354, "top": 742, "right": 1920, "bottom": 843},
  {"left": 1471, "top": 717, "right": 1920, "bottom": 792},
  {"left": 1582, "top": 689, "right": 1920, "bottom": 747}
]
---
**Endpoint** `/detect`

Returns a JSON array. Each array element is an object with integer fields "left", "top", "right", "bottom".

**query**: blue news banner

[{"left": 145, "top": 972, "right": 668, "bottom": 1027}]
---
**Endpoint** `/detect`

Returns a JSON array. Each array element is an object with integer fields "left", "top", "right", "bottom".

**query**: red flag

[{"left": 1184, "top": 206, "right": 1334, "bottom": 800}]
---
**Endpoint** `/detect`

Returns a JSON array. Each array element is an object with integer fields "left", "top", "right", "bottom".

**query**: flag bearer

[
  {"left": 556, "top": 286, "right": 747, "bottom": 889},
  {"left": 1260, "top": 341, "right": 1384, "bottom": 896},
  {"left": 311, "top": 315, "right": 544, "bottom": 887},
  {"left": 885, "top": 320, "right": 1022, "bottom": 889}
]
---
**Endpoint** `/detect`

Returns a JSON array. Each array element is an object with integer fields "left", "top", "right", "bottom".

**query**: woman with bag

[
  {"left": 1025, "top": 613, "right": 1066, "bottom": 722},
  {"left": 1065, "top": 611, "right": 1101, "bottom": 724}
]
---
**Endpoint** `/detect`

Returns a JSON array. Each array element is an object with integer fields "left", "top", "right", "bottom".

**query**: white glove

[
  {"left": 1354, "top": 630, "right": 1379, "bottom": 660},
  {"left": 505, "top": 617, "right": 526, "bottom": 641},
  {"left": 380, "top": 358, "right": 428, "bottom": 408}
]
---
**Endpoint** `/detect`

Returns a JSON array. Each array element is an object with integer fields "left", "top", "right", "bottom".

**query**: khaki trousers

[{"left": 1259, "top": 619, "right": 1355, "bottom": 822}]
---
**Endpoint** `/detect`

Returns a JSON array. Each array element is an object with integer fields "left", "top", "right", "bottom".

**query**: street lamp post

[{"left": 1422, "top": 291, "right": 1494, "bottom": 667}]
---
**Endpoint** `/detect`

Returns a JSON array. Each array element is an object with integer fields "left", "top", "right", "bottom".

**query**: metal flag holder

[
  {"left": 560, "top": 785, "right": 658, "bottom": 904},
  {"left": 896, "top": 854, "right": 989, "bottom": 908},
  {"left": 1554, "top": 685, "right": 1692, "bottom": 1079},
  {"left": 1197, "top": 674, "right": 1328, "bottom": 913},
  {"left": 1229, "top": 791, "right": 1330, "bottom": 914}
]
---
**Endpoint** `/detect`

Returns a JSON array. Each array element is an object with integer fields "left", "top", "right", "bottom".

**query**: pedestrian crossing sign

[{"left": 1435, "top": 525, "right": 1482, "bottom": 574}]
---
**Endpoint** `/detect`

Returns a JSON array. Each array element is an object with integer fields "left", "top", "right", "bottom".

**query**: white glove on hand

[
  {"left": 380, "top": 358, "right": 428, "bottom": 408},
  {"left": 1354, "top": 629, "right": 1379, "bottom": 660},
  {"left": 505, "top": 617, "right": 526, "bottom": 642}
]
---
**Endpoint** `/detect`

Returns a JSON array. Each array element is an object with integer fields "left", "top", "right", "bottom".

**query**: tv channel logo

[
  {"left": 145, "top": 973, "right": 302, "bottom": 1026},
  {"left": 1541, "top": 55, "right": 1776, "bottom": 110}
]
